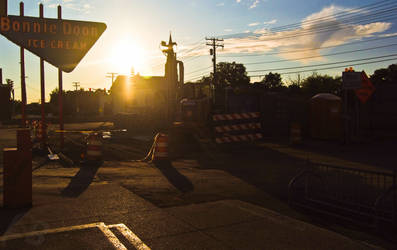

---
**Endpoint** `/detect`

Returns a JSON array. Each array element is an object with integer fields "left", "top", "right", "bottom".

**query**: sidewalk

[{"left": 1, "top": 182, "right": 376, "bottom": 249}]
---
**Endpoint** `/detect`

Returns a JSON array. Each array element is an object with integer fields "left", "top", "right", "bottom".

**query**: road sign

[
  {"left": 342, "top": 71, "right": 362, "bottom": 89},
  {"left": 0, "top": 15, "right": 106, "bottom": 72},
  {"left": 355, "top": 71, "right": 375, "bottom": 104}
]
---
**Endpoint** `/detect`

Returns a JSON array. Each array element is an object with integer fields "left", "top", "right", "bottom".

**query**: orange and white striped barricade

[
  {"left": 212, "top": 112, "right": 263, "bottom": 144},
  {"left": 85, "top": 132, "right": 103, "bottom": 162},
  {"left": 151, "top": 133, "right": 169, "bottom": 162}
]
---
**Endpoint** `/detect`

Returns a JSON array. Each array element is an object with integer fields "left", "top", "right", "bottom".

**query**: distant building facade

[{"left": 110, "top": 35, "right": 184, "bottom": 123}]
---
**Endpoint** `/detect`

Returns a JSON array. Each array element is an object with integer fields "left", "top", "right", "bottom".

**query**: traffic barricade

[{"left": 212, "top": 112, "right": 263, "bottom": 144}]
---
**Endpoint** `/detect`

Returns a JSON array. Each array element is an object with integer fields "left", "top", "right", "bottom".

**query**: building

[{"left": 110, "top": 35, "right": 184, "bottom": 124}]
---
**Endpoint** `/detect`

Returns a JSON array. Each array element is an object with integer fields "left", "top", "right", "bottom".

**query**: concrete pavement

[{"left": 0, "top": 182, "right": 376, "bottom": 249}]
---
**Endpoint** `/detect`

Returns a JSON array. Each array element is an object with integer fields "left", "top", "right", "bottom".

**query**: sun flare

[{"left": 110, "top": 38, "right": 146, "bottom": 75}]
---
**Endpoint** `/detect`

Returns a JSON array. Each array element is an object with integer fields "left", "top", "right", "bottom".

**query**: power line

[
  {"left": 178, "top": 38, "right": 205, "bottom": 53},
  {"left": 247, "top": 53, "right": 397, "bottom": 73},
  {"left": 269, "top": 0, "right": 396, "bottom": 32},
  {"left": 183, "top": 54, "right": 208, "bottom": 63},
  {"left": 219, "top": 0, "right": 397, "bottom": 38},
  {"left": 185, "top": 68, "right": 213, "bottom": 81},
  {"left": 219, "top": 34, "right": 397, "bottom": 57},
  {"left": 185, "top": 65, "right": 212, "bottom": 76},
  {"left": 232, "top": 12, "right": 397, "bottom": 44},
  {"left": 72, "top": 81, "right": 80, "bottom": 91},
  {"left": 226, "top": 43, "right": 397, "bottom": 66},
  {"left": 179, "top": 44, "right": 206, "bottom": 58},
  {"left": 248, "top": 57, "right": 397, "bottom": 77},
  {"left": 186, "top": 74, "right": 210, "bottom": 82},
  {"left": 106, "top": 72, "right": 118, "bottom": 84}
]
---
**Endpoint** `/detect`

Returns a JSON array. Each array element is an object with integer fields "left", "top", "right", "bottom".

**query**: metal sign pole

[
  {"left": 58, "top": 5, "right": 64, "bottom": 150},
  {"left": 343, "top": 89, "right": 348, "bottom": 144},
  {"left": 39, "top": 3, "right": 46, "bottom": 146},
  {"left": 19, "top": 2, "right": 27, "bottom": 127},
  {"left": 0, "top": 0, "right": 7, "bottom": 16}
]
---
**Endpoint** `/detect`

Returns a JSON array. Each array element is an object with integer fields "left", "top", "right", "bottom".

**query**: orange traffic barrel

[
  {"left": 152, "top": 133, "right": 169, "bottom": 162},
  {"left": 86, "top": 133, "right": 102, "bottom": 161}
]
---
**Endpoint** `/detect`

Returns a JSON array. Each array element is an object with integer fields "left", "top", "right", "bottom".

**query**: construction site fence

[{"left": 288, "top": 162, "right": 396, "bottom": 231}]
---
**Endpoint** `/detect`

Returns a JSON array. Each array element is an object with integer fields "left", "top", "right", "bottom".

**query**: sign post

[
  {"left": 0, "top": 0, "right": 6, "bottom": 16},
  {"left": 39, "top": 3, "right": 46, "bottom": 146},
  {"left": 58, "top": 5, "right": 64, "bottom": 150},
  {"left": 19, "top": 2, "right": 27, "bottom": 128}
]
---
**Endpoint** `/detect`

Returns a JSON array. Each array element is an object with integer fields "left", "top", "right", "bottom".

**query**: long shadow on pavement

[
  {"left": 61, "top": 162, "right": 101, "bottom": 197},
  {"left": 0, "top": 207, "right": 30, "bottom": 236},
  {"left": 154, "top": 161, "right": 194, "bottom": 193}
]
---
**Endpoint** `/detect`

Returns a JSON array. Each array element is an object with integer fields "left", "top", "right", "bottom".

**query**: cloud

[
  {"left": 248, "top": 22, "right": 260, "bottom": 27},
  {"left": 263, "top": 19, "right": 277, "bottom": 25},
  {"left": 220, "top": 5, "right": 392, "bottom": 63},
  {"left": 236, "top": 0, "right": 262, "bottom": 9},
  {"left": 249, "top": 0, "right": 259, "bottom": 9},
  {"left": 42, "top": 0, "right": 92, "bottom": 13},
  {"left": 224, "top": 29, "right": 233, "bottom": 32}
]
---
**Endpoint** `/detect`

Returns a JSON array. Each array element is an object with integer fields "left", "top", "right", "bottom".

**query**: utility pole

[
  {"left": 206, "top": 37, "right": 223, "bottom": 105},
  {"left": 72, "top": 82, "right": 80, "bottom": 91},
  {"left": 106, "top": 72, "right": 118, "bottom": 85},
  {"left": 72, "top": 82, "right": 80, "bottom": 114}
]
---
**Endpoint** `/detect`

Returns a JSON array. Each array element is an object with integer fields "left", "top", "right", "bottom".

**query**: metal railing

[{"left": 288, "top": 162, "right": 396, "bottom": 230}]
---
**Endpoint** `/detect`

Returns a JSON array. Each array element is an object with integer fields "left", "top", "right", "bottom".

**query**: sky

[{"left": 0, "top": 0, "right": 396, "bottom": 103}]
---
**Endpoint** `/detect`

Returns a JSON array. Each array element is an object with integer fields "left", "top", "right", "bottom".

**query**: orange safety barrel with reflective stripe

[
  {"left": 152, "top": 133, "right": 169, "bottom": 161},
  {"left": 86, "top": 133, "right": 102, "bottom": 160}
]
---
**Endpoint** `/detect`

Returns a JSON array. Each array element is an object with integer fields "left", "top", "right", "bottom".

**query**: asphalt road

[{"left": 0, "top": 122, "right": 395, "bottom": 249}]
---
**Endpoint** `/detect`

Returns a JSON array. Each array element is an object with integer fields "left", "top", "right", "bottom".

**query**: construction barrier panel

[{"left": 212, "top": 112, "right": 263, "bottom": 143}]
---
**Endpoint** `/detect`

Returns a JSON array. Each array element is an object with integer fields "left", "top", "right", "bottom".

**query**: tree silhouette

[
  {"left": 301, "top": 73, "right": 342, "bottom": 96},
  {"left": 258, "top": 72, "right": 283, "bottom": 89},
  {"left": 215, "top": 62, "right": 250, "bottom": 88}
]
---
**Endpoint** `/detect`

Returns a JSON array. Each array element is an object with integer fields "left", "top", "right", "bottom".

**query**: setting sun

[{"left": 110, "top": 38, "right": 146, "bottom": 75}]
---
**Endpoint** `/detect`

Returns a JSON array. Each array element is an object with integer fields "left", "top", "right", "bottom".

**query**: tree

[
  {"left": 370, "top": 64, "right": 397, "bottom": 85},
  {"left": 258, "top": 72, "right": 283, "bottom": 89},
  {"left": 215, "top": 62, "right": 250, "bottom": 88},
  {"left": 301, "top": 73, "right": 342, "bottom": 96},
  {"left": 5, "top": 79, "right": 14, "bottom": 100}
]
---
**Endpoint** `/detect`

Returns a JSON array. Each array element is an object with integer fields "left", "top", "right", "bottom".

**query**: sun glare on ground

[{"left": 110, "top": 38, "right": 146, "bottom": 75}]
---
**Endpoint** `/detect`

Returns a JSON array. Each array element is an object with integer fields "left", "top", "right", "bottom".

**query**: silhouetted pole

[
  {"left": 58, "top": 5, "right": 64, "bottom": 149},
  {"left": 20, "top": 2, "right": 27, "bottom": 127},
  {"left": 206, "top": 37, "right": 223, "bottom": 105},
  {"left": 106, "top": 72, "right": 118, "bottom": 84},
  {"left": 0, "top": 0, "right": 7, "bottom": 16},
  {"left": 39, "top": 3, "right": 46, "bottom": 145}
]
